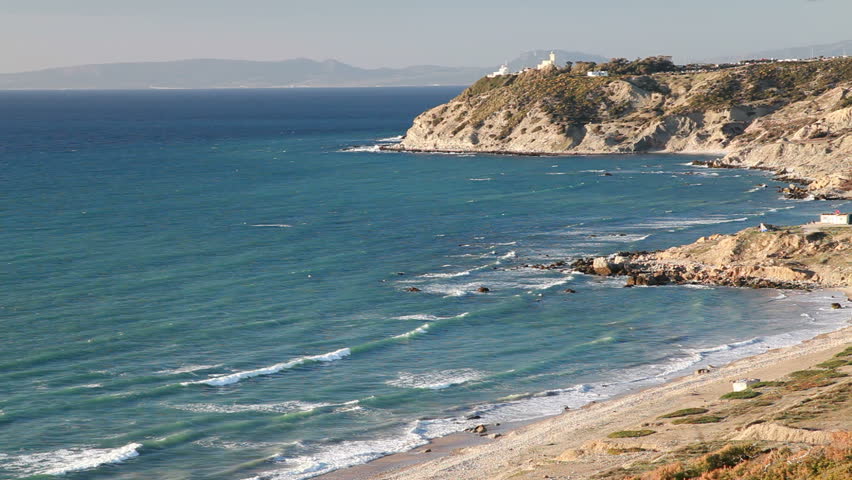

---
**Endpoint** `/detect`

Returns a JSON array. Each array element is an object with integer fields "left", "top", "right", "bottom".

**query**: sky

[{"left": 1, "top": 0, "right": 850, "bottom": 73}]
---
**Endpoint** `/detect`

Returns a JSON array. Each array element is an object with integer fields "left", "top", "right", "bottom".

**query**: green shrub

[
  {"left": 659, "top": 408, "right": 709, "bottom": 419},
  {"left": 721, "top": 390, "right": 761, "bottom": 400},
  {"left": 789, "top": 369, "right": 846, "bottom": 379},
  {"left": 608, "top": 429, "right": 656, "bottom": 438},
  {"left": 816, "top": 358, "right": 850, "bottom": 369},
  {"left": 749, "top": 381, "right": 786, "bottom": 388},
  {"left": 834, "top": 345, "right": 852, "bottom": 358},
  {"left": 672, "top": 415, "right": 724, "bottom": 425}
]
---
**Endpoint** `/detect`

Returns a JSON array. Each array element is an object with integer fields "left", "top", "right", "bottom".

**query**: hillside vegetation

[{"left": 394, "top": 58, "right": 852, "bottom": 199}]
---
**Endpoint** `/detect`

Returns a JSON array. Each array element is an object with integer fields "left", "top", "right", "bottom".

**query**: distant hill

[
  {"left": 506, "top": 50, "right": 609, "bottom": 72},
  {"left": 0, "top": 50, "right": 610, "bottom": 90},
  {"left": 0, "top": 58, "right": 490, "bottom": 90},
  {"left": 705, "top": 39, "right": 852, "bottom": 63}
]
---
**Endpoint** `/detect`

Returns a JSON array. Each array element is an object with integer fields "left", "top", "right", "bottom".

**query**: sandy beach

[{"left": 324, "top": 317, "right": 851, "bottom": 480}]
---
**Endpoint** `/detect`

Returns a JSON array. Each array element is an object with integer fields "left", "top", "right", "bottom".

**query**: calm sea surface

[{"left": 0, "top": 88, "right": 848, "bottom": 479}]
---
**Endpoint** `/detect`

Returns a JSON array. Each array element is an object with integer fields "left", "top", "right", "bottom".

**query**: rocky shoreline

[{"left": 564, "top": 223, "right": 852, "bottom": 293}]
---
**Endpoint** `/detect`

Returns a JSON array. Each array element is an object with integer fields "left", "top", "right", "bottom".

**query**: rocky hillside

[
  {"left": 390, "top": 58, "right": 852, "bottom": 199},
  {"left": 572, "top": 224, "right": 852, "bottom": 290}
]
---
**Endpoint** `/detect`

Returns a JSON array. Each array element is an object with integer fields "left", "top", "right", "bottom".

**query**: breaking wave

[
  {"left": 184, "top": 348, "right": 351, "bottom": 387},
  {"left": 0, "top": 443, "right": 142, "bottom": 476}
]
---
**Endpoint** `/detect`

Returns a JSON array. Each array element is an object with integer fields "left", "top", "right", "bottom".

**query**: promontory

[{"left": 386, "top": 56, "right": 852, "bottom": 200}]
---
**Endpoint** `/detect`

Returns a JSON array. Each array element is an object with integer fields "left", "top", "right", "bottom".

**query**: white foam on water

[
  {"left": 244, "top": 425, "right": 428, "bottom": 480},
  {"left": 387, "top": 368, "right": 486, "bottom": 390},
  {"left": 376, "top": 135, "right": 403, "bottom": 142},
  {"left": 468, "top": 177, "right": 492, "bottom": 181},
  {"left": 419, "top": 265, "right": 487, "bottom": 279},
  {"left": 393, "top": 314, "right": 443, "bottom": 321},
  {"left": 0, "top": 443, "right": 143, "bottom": 476},
  {"left": 341, "top": 145, "right": 381, "bottom": 153},
  {"left": 633, "top": 216, "right": 749, "bottom": 230},
  {"left": 157, "top": 364, "right": 221, "bottom": 375},
  {"left": 169, "top": 401, "right": 332, "bottom": 414},
  {"left": 545, "top": 172, "right": 569, "bottom": 175},
  {"left": 392, "top": 323, "right": 431, "bottom": 339},
  {"left": 500, "top": 250, "right": 517, "bottom": 260},
  {"left": 251, "top": 224, "right": 293, "bottom": 228},
  {"left": 184, "top": 348, "right": 351, "bottom": 387}
]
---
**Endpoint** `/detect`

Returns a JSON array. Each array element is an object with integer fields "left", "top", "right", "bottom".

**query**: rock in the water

[
  {"left": 477, "top": 287, "right": 490, "bottom": 293},
  {"left": 592, "top": 257, "right": 614, "bottom": 275},
  {"left": 564, "top": 288, "right": 576, "bottom": 293},
  {"left": 831, "top": 302, "right": 842, "bottom": 309},
  {"left": 405, "top": 287, "right": 422, "bottom": 292}
]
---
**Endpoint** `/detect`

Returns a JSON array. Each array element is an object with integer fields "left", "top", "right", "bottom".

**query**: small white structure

[
  {"left": 487, "top": 64, "right": 510, "bottom": 78},
  {"left": 820, "top": 212, "right": 851, "bottom": 224},
  {"left": 536, "top": 51, "right": 557, "bottom": 70},
  {"left": 587, "top": 70, "right": 609, "bottom": 77},
  {"left": 732, "top": 378, "right": 760, "bottom": 392}
]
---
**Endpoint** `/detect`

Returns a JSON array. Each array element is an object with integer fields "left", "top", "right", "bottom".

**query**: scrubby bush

[
  {"left": 721, "top": 389, "right": 761, "bottom": 400},
  {"left": 659, "top": 408, "right": 709, "bottom": 419},
  {"left": 608, "top": 429, "right": 656, "bottom": 438}
]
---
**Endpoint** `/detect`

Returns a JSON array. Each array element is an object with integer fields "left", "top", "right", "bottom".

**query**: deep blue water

[{"left": 0, "top": 88, "right": 849, "bottom": 480}]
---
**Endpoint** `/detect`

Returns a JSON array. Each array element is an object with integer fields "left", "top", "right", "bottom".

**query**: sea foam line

[
  {"left": 0, "top": 443, "right": 143, "bottom": 476},
  {"left": 184, "top": 348, "right": 351, "bottom": 387}
]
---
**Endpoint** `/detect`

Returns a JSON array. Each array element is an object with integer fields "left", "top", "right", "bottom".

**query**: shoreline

[
  {"left": 376, "top": 144, "right": 831, "bottom": 199},
  {"left": 378, "top": 144, "right": 730, "bottom": 158},
  {"left": 317, "top": 290, "right": 851, "bottom": 480}
]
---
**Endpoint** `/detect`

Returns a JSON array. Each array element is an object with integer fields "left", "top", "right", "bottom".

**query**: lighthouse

[{"left": 537, "top": 51, "right": 557, "bottom": 70}]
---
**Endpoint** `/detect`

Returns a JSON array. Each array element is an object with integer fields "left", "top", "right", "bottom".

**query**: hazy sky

[{"left": 1, "top": 0, "right": 850, "bottom": 73}]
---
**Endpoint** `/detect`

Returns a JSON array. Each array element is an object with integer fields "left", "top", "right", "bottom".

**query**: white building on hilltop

[
  {"left": 487, "top": 64, "right": 510, "bottom": 78},
  {"left": 587, "top": 70, "right": 609, "bottom": 77},
  {"left": 537, "top": 51, "right": 557, "bottom": 70}
]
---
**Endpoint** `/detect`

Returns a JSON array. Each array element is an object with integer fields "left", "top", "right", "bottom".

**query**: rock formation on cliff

[{"left": 389, "top": 58, "right": 852, "bottom": 199}]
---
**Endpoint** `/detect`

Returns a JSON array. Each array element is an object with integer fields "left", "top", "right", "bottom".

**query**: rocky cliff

[
  {"left": 389, "top": 59, "right": 852, "bottom": 199},
  {"left": 570, "top": 224, "right": 852, "bottom": 291}
]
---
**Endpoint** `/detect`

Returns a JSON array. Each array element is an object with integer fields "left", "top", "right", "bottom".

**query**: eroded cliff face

[{"left": 392, "top": 60, "right": 852, "bottom": 199}]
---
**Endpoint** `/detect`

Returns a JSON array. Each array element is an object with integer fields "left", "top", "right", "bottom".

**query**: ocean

[{"left": 0, "top": 87, "right": 848, "bottom": 480}]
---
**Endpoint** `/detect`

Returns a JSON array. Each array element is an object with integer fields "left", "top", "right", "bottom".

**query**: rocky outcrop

[
  {"left": 387, "top": 59, "right": 852, "bottom": 199},
  {"left": 571, "top": 224, "right": 852, "bottom": 290}
]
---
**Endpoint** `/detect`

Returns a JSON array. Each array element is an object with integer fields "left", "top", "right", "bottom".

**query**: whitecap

[
  {"left": 387, "top": 368, "right": 485, "bottom": 390},
  {"left": 468, "top": 177, "right": 492, "bottom": 181},
  {"left": 184, "top": 348, "right": 351, "bottom": 387},
  {"left": 392, "top": 323, "right": 431, "bottom": 339},
  {"left": 377, "top": 135, "right": 403, "bottom": 142},
  {"left": 341, "top": 145, "right": 381, "bottom": 153},
  {"left": 251, "top": 224, "right": 293, "bottom": 228},
  {"left": 0, "top": 443, "right": 142, "bottom": 476},
  {"left": 169, "top": 401, "right": 331, "bottom": 414},
  {"left": 157, "top": 364, "right": 221, "bottom": 375},
  {"left": 245, "top": 425, "right": 427, "bottom": 480}
]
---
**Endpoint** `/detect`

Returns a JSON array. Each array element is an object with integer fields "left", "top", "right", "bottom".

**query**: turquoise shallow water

[{"left": 0, "top": 88, "right": 849, "bottom": 480}]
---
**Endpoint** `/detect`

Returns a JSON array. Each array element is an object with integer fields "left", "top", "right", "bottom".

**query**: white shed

[
  {"left": 732, "top": 378, "right": 760, "bottom": 392},
  {"left": 820, "top": 213, "right": 851, "bottom": 225}
]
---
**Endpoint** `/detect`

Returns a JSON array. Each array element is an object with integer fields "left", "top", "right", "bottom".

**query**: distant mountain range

[
  {"left": 3, "top": 41, "right": 848, "bottom": 90},
  {"left": 703, "top": 39, "right": 852, "bottom": 64},
  {"left": 0, "top": 50, "right": 609, "bottom": 90}
]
